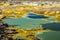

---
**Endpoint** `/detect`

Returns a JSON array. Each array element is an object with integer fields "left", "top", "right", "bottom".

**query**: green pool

[{"left": 36, "top": 31, "right": 60, "bottom": 40}]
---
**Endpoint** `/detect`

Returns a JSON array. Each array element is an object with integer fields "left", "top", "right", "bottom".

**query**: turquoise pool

[
  {"left": 3, "top": 18, "right": 55, "bottom": 29},
  {"left": 3, "top": 13, "right": 58, "bottom": 29}
]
